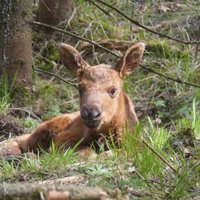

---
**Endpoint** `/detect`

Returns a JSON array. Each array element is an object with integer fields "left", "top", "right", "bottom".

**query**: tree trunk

[
  {"left": 0, "top": 0, "right": 33, "bottom": 90},
  {"left": 37, "top": 0, "right": 75, "bottom": 25}
]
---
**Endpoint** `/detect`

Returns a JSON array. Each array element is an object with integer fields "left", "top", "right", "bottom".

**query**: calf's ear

[
  {"left": 58, "top": 43, "right": 88, "bottom": 73},
  {"left": 115, "top": 42, "right": 145, "bottom": 77}
]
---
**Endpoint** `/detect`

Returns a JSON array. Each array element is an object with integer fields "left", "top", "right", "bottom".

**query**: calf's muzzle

[{"left": 81, "top": 104, "right": 102, "bottom": 129}]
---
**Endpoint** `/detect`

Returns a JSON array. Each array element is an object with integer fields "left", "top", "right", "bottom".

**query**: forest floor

[{"left": 0, "top": 1, "right": 200, "bottom": 199}]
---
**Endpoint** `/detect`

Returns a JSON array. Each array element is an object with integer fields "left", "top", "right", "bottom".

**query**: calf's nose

[{"left": 81, "top": 105, "right": 102, "bottom": 121}]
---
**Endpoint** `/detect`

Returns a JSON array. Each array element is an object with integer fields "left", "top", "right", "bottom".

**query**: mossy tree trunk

[
  {"left": 37, "top": 0, "right": 75, "bottom": 25},
  {"left": 0, "top": 0, "right": 33, "bottom": 91}
]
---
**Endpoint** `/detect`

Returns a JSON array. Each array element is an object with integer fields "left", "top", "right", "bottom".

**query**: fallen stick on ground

[{"left": 0, "top": 183, "right": 130, "bottom": 200}]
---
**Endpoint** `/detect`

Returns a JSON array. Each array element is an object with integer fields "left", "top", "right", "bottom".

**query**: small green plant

[
  {"left": 0, "top": 95, "right": 10, "bottom": 115},
  {"left": 192, "top": 99, "right": 200, "bottom": 139},
  {"left": 120, "top": 121, "right": 170, "bottom": 177},
  {"left": 166, "top": 161, "right": 200, "bottom": 199},
  {"left": 176, "top": 99, "right": 200, "bottom": 140},
  {"left": 0, "top": 142, "right": 78, "bottom": 181},
  {"left": 37, "top": 144, "right": 77, "bottom": 174},
  {"left": 121, "top": 124, "right": 142, "bottom": 158},
  {"left": 0, "top": 75, "right": 10, "bottom": 115},
  {"left": 23, "top": 118, "right": 40, "bottom": 129},
  {"left": 0, "top": 159, "right": 16, "bottom": 180}
]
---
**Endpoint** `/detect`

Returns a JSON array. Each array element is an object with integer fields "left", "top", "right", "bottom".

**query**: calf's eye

[{"left": 109, "top": 88, "right": 117, "bottom": 98}]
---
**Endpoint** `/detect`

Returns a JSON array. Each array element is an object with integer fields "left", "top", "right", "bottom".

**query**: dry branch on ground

[{"left": 0, "top": 183, "right": 130, "bottom": 200}]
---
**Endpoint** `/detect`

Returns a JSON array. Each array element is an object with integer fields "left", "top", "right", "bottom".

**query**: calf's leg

[{"left": 0, "top": 115, "right": 74, "bottom": 157}]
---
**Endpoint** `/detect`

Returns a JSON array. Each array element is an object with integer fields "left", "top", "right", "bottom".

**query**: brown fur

[{"left": 0, "top": 42, "right": 145, "bottom": 157}]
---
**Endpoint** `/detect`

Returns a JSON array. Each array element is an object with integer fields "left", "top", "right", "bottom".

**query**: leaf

[
  {"left": 128, "top": 166, "right": 136, "bottom": 173},
  {"left": 154, "top": 100, "right": 166, "bottom": 107},
  {"left": 158, "top": 5, "right": 171, "bottom": 13}
]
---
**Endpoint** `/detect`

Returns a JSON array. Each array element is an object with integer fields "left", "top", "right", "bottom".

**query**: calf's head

[{"left": 59, "top": 42, "right": 145, "bottom": 129}]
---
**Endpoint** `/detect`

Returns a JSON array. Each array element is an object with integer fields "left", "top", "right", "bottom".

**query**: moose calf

[{"left": 0, "top": 42, "right": 145, "bottom": 157}]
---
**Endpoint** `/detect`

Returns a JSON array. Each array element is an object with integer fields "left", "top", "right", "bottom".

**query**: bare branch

[
  {"left": 142, "top": 139, "right": 177, "bottom": 173},
  {"left": 8, "top": 108, "right": 41, "bottom": 121},
  {"left": 86, "top": 0, "right": 112, "bottom": 17},
  {"left": 32, "top": 21, "right": 120, "bottom": 58},
  {"left": 33, "top": 67, "right": 78, "bottom": 88},
  {"left": 32, "top": 21, "right": 200, "bottom": 88},
  {"left": 93, "top": 0, "right": 199, "bottom": 45},
  {"left": 0, "top": 183, "right": 129, "bottom": 200},
  {"left": 139, "top": 64, "right": 200, "bottom": 88}
]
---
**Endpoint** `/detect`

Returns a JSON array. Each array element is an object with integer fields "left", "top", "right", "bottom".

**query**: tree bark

[
  {"left": 37, "top": 0, "right": 75, "bottom": 25},
  {"left": 0, "top": 183, "right": 130, "bottom": 200},
  {"left": 0, "top": 0, "right": 33, "bottom": 90}
]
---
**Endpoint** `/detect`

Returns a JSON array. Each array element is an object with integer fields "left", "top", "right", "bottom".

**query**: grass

[
  {"left": 0, "top": 0, "right": 200, "bottom": 199},
  {"left": 0, "top": 144, "right": 78, "bottom": 182},
  {"left": 0, "top": 105, "right": 199, "bottom": 198},
  {"left": 0, "top": 95, "right": 10, "bottom": 116},
  {"left": 0, "top": 75, "right": 10, "bottom": 115}
]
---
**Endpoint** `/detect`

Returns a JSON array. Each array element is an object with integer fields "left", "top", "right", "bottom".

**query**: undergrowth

[
  {"left": 0, "top": 144, "right": 77, "bottom": 181},
  {"left": 0, "top": 0, "right": 200, "bottom": 199},
  {"left": 1, "top": 103, "right": 199, "bottom": 198},
  {"left": 0, "top": 75, "right": 10, "bottom": 115}
]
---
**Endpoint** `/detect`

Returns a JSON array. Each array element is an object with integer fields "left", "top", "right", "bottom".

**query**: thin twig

[
  {"left": 49, "top": 65, "right": 64, "bottom": 84},
  {"left": 61, "top": 8, "right": 77, "bottom": 42},
  {"left": 93, "top": 0, "right": 199, "bottom": 45},
  {"left": 140, "top": 64, "right": 200, "bottom": 88},
  {"left": 64, "top": 8, "right": 77, "bottom": 28},
  {"left": 38, "top": 175, "right": 85, "bottom": 185},
  {"left": 8, "top": 108, "right": 41, "bottom": 121},
  {"left": 33, "top": 67, "right": 77, "bottom": 88},
  {"left": 40, "top": 0, "right": 51, "bottom": 12},
  {"left": 142, "top": 139, "right": 177, "bottom": 173},
  {"left": 75, "top": 22, "right": 93, "bottom": 48},
  {"left": 33, "top": 50, "right": 63, "bottom": 84},
  {"left": 129, "top": 189, "right": 151, "bottom": 197},
  {"left": 33, "top": 50, "right": 54, "bottom": 64},
  {"left": 32, "top": 21, "right": 120, "bottom": 58},
  {"left": 86, "top": 0, "right": 111, "bottom": 17},
  {"left": 32, "top": 21, "right": 200, "bottom": 88},
  {"left": 165, "top": 161, "right": 200, "bottom": 199}
]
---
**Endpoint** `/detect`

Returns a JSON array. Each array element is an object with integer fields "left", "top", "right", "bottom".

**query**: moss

[
  {"left": 21, "top": 8, "right": 32, "bottom": 18},
  {"left": 32, "top": 31, "right": 40, "bottom": 43},
  {"left": 45, "top": 42, "right": 60, "bottom": 62},
  {"left": 10, "top": 85, "right": 32, "bottom": 106},
  {"left": 33, "top": 83, "right": 57, "bottom": 119},
  {"left": 146, "top": 40, "right": 189, "bottom": 59},
  {"left": 31, "top": 3, "right": 39, "bottom": 15},
  {"left": 33, "top": 42, "right": 60, "bottom": 71},
  {"left": 33, "top": 56, "right": 54, "bottom": 71},
  {"left": 34, "top": 83, "right": 56, "bottom": 99}
]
